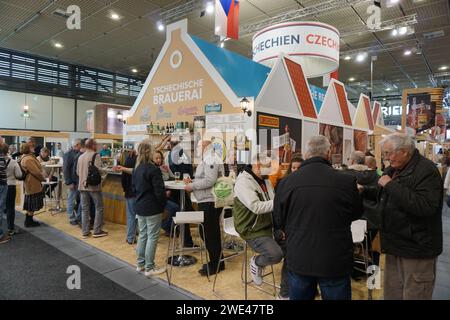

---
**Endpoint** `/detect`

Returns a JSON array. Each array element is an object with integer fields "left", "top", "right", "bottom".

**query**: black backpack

[{"left": 85, "top": 153, "right": 102, "bottom": 187}]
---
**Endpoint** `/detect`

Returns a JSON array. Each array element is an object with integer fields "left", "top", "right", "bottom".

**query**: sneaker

[
  {"left": 8, "top": 229, "right": 20, "bottom": 236},
  {"left": 276, "top": 294, "right": 289, "bottom": 300},
  {"left": 250, "top": 256, "right": 263, "bottom": 286},
  {"left": 93, "top": 230, "right": 108, "bottom": 238},
  {"left": 0, "top": 235, "right": 12, "bottom": 244},
  {"left": 136, "top": 266, "right": 145, "bottom": 273},
  {"left": 82, "top": 232, "right": 91, "bottom": 239},
  {"left": 145, "top": 267, "right": 167, "bottom": 277}
]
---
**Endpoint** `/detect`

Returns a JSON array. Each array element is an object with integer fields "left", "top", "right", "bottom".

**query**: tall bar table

[
  {"left": 44, "top": 164, "right": 64, "bottom": 213},
  {"left": 165, "top": 180, "right": 197, "bottom": 267}
]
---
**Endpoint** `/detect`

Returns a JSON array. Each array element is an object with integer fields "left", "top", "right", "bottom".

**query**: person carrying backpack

[{"left": 76, "top": 139, "right": 107, "bottom": 239}]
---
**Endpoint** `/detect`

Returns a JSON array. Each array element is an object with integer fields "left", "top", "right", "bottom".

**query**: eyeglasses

[{"left": 383, "top": 149, "right": 399, "bottom": 157}]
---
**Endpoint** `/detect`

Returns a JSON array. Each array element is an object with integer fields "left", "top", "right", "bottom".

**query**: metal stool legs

[
  {"left": 166, "top": 222, "right": 209, "bottom": 286},
  {"left": 241, "top": 242, "right": 277, "bottom": 300}
]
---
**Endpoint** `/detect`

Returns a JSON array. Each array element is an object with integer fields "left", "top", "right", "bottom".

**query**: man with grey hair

[
  {"left": 361, "top": 133, "right": 443, "bottom": 300},
  {"left": 63, "top": 139, "right": 82, "bottom": 225},
  {"left": 274, "top": 135, "right": 363, "bottom": 300}
]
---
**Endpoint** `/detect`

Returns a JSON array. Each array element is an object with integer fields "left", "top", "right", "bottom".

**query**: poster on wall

[
  {"left": 319, "top": 123, "right": 343, "bottom": 165},
  {"left": 354, "top": 130, "right": 368, "bottom": 152},
  {"left": 257, "top": 112, "right": 302, "bottom": 164},
  {"left": 407, "top": 93, "right": 435, "bottom": 133},
  {"left": 86, "top": 110, "right": 95, "bottom": 133}
]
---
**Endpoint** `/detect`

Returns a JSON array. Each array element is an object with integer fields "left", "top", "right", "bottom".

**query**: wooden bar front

[{"left": 102, "top": 172, "right": 126, "bottom": 225}]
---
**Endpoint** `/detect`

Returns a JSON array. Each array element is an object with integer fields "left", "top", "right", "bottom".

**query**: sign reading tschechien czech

[{"left": 252, "top": 22, "right": 340, "bottom": 77}]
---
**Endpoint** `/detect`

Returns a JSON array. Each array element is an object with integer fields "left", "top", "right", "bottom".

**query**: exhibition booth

[{"left": 28, "top": 18, "right": 392, "bottom": 300}]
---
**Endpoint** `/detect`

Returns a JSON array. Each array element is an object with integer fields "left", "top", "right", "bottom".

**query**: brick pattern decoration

[
  {"left": 284, "top": 58, "right": 317, "bottom": 119},
  {"left": 363, "top": 96, "right": 375, "bottom": 130},
  {"left": 334, "top": 82, "right": 352, "bottom": 126},
  {"left": 373, "top": 102, "right": 381, "bottom": 126}
]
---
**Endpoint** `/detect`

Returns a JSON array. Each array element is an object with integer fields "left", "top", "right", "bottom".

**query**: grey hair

[
  {"left": 72, "top": 139, "right": 81, "bottom": 146},
  {"left": 305, "top": 136, "right": 331, "bottom": 159},
  {"left": 365, "top": 156, "right": 377, "bottom": 168},
  {"left": 351, "top": 151, "right": 366, "bottom": 165},
  {"left": 380, "top": 133, "right": 415, "bottom": 154}
]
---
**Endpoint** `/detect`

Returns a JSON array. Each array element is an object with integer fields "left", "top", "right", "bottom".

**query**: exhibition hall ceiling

[{"left": 0, "top": 0, "right": 449, "bottom": 99}]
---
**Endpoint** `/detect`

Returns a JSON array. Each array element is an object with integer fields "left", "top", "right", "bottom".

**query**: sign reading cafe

[{"left": 153, "top": 79, "right": 204, "bottom": 105}]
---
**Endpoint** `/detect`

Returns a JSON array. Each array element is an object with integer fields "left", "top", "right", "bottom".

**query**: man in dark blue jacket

[
  {"left": 63, "top": 139, "right": 82, "bottom": 225},
  {"left": 274, "top": 136, "right": 363, "bottom": 300}
]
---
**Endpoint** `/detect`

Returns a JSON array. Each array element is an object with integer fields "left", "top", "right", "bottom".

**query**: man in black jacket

[
  {"left": 362, "top": 133, "right": 443, "bottom": 300},
  {"left": 63, "top": 139, "right": 82, "bottom": 225},
  {"left": 274, "top": 136, "right": 363, "bottom": 300}
]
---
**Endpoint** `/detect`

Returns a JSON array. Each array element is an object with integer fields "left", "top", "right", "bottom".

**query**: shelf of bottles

[{"left": 146, "top": 121, "right": 192, "bottom": 136}]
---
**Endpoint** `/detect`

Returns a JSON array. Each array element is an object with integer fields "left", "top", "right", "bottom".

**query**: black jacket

[
  {"left": 63, "top": 149, "right": 80, "bottom": 185},
  {"left": 342, "top": 166, "right": 380, "bottom": 229},
  {"left": 274, "top": 157, "right": 363, "bottom": 278},
  {"left": 121, "top": 154, "right": 136, "bottom": 198},
  {"left": 364, "top": 149, "right": 443, "bottom": 259},
  {"left": 132, "top": 162, "right": 167, "bottom": 216}
]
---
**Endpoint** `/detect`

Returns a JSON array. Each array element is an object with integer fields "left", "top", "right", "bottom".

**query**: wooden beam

[
  {"left": 0, "top": 129, "right": 70, "bottom": 138},
  {"left": 92, "top": 133, "right": 123, "bottom": 140}
]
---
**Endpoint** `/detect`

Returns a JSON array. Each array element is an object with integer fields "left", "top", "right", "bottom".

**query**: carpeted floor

[{"left": 0, "top": 228, "right": 143, "bottom": 300}]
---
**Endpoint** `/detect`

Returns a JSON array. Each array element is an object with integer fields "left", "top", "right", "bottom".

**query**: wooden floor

[{"left": 25, "top": 205, "right": 384, "bottom": 300}]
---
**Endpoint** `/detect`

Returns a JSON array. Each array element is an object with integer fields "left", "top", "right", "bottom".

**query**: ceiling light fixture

[
  {"left": 111, "top": 13, "right": 120, "bottom": 20},
  {"left": 356, "top": 53, "right": 367, "bottom": 62},
  {"left": 439, "top": 66, "right": 448, "bottom": 71},
  {"left": 157, "top": 22, "right": 164, "bottom": 31},
  {"left": 349, "top": 77, "right": 355, "bottom": 82},
  {"left": 344, "top": 55, "right": 352, "bottom": 61},
  {"left": 398, "top": 26, "right": 408, "bottom": 35},
  {"left": 131, "top": 68, "right": 138, "bottom": 73},
  {"left": 206, "top": 2, "right": 214, "bottom": 14},
  {"left": 54, "top": 42, "right": 63, "bottom": 48},
  {"left": 404, "top": 49, "right": 412, "bottom": 56}
]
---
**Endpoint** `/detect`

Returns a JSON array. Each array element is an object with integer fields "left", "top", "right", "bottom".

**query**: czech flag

[{"left": 215, "top": 0, "right": 240, "bottom": 40}]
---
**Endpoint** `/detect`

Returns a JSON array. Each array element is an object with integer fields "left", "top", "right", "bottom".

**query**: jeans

[
  {"left": 80, "top": 191, "right": 104, "bottom": 235},
  {"left": 247, "top": 236, "right": 283, "bottom": 268},
  {"left": 162, "top": 200, "right": 193, "bottom": 246},
  {"left": 125, "top": 197, "right": 137, "bottom": 243},
  {"left": 288, "top": 271, "right": 351, "bottom": 300},
  {"left": 67, "top": 186, "right": 81, "bottom": 223},
  {"left": 0, "top": 185, "right": 7, "bottom": 238},
  {"left": 6, "top": 185, "right": 16, "bottom": 230},
  {"left": 136, "top": 214, "right": 162, "bottom": 271}
]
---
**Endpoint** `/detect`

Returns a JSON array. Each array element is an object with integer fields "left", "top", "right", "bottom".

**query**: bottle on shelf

[
  {"left": 149, "top": 122, "right": 153, "bottom": 134},
  {"left": 156, "top": 123, "right": 160, "bottom": 134},
  {"left": 166, "top": 123, "right": 170, "bottom": 134}
]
